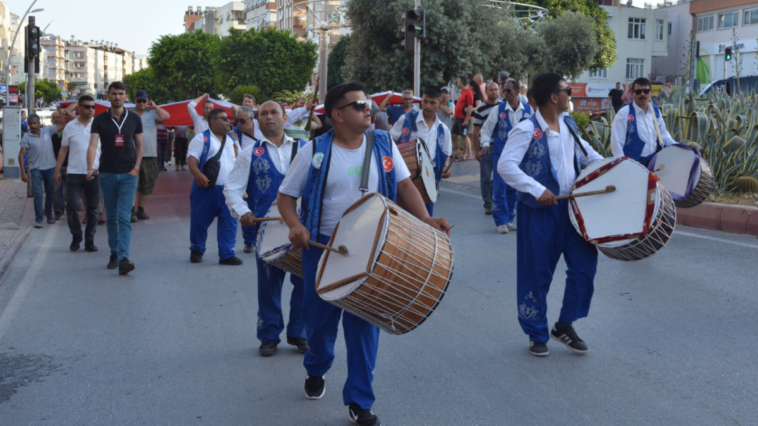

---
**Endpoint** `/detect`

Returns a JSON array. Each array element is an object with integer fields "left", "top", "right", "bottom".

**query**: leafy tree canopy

[
  {"left": 539, "top": 11, "right": 599, "bottom": 81},
  {"left": 20, "top": 78, "right": 62, "bottom": 104},
  {"left": 214, "top": 28, "right": 317, "bottom": 99},
  {"left": 328, "top": 35, "right": 351, "bottom": 90},
  {"left": 148, "top": 31, "right": 220, "bottom": 99},
  {"left": 123, "top": 68, "right": 184, "bottom": 104}
]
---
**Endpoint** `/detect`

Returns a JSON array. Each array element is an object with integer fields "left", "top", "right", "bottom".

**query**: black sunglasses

[
  {"left": 634, "top": 88, "right": 652, "bottom": 95},
  {"left": 237, "top": 118, "right": 247, "bottom": 125},
  {"left": 337, "top": 100, "right": 371, "bottom": 112},
  {"left": 136, "top": 99, "right": 147, "bottom": 103},
  {"left": 80, "top": 104, "right": 96, "bottom": 110},
  {"left": 503, "top": 88, "right": 513, "bottom": 94},
  {"left": 554, "top": 87, "right": 572, "bottom": 96}
]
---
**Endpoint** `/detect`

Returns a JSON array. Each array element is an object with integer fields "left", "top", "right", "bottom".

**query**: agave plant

[{"left": 270, "top": 90, "right": 315, "bottom": 104}]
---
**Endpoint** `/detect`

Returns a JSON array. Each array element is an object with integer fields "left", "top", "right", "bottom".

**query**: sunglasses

[
  {"left": 80, "top": 104, "right": 96, "bottom": 110},
  {"left": 634, "top": 89, "right": 652, "bottom": 95},
  {"left": 554, "top": 87, "right": 572, "bottom": 96},
  {"left": 237, "top": 118, "right": 247, "bottom": 125},
  {"left": 337, "top": 100, "right": 371, "bottom": 112},
  {"left": 402, "top": 98, "right": 414, "bottom": 102},
  {"left": 136, "top": 99, "right": 148, "bottom": 103},
  {"left": 503, "top": 88, "right": 513, "bottom": 94}
]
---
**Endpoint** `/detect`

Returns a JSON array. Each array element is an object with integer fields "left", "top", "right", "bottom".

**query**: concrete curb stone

[
  {"left": 0, "top": 225, "right": 32, "bottom": 284},
  {"left": 676, "top": 202, "right": 758, "bottom": 236}
]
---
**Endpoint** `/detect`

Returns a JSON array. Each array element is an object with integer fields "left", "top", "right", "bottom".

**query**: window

[
  {"left": 718, "top": 12, "right": 739, "bottom": 29},
  {"left": 668, "top": 21, "right": 672, "bottom": 35},
  {"left": 656, "top": 20, "right": 664, "bottom": 40},
  {"left": 744, "top": 8, "right": 758, "bottom": 26},
  {"left": 628, "top": 18, "right": 646, "bottom": 39},
  {"left": 626, "top": 58, "right": 645, "bottom": 79},
  {"left": 589, "top": 68, "right": 608, "bottom": 79},
  {"left": 697, "top": 15, "right": 714, "bottom": 32},
  {"left": 235, "top": 12, "right": 242, "bottom": 20}
]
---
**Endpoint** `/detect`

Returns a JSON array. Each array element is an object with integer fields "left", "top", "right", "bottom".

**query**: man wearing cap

[{"left": 131, "top": 89, "right": 170, "bottom": 222}]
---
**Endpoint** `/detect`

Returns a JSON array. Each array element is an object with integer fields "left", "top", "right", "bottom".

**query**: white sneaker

[
  {"left": 497, "top": 225, "right": 509, "bottom": 234},
  {"left": 506, "top": 222, "right": 517, "bottom": 231}
]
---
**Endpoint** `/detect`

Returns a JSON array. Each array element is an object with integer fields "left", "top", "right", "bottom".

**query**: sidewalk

[{"left": 0, "top": 177, "right": 35, "bottom": 281}]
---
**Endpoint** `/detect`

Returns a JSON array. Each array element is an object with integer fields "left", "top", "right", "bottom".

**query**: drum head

[
  {"left": 316, "top": 194, "right": 386, "bottom": 301},
  {"left": 570, "top": 158, "right": 654, "bottom": 244},
  {"left": 652, "top": 145, "right": 701, "bottom": 199},
  {"left": 257, "top": 201, "right": 299, "bottom": 260},
  {"left": 417, "top": 140, "right": 438, "bottom": 203}
]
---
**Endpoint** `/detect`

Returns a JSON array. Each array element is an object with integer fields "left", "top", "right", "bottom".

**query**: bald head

[
  {"left": 474, "top": 74, "right": 484, "bottom": 85},
  {"left": 258, "top": 100, "right": 288, "bottom": 139}
]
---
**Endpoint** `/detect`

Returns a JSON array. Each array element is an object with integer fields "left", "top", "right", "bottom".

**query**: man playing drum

[
  {"left": 610, "top": 77, "right": 677, "bottom": 166},
  {"left": 389, "top": 85, "right": 453, "bottom": 216},
  {"left": 480, "top": 79, "right": 533, "bottom": 235},
  {"left": 277, "top": 82, "right": 450, "bottom": 426},
  {"left": 498, "top": 73, "right": 605, "bottom": 357},
  {"left": 224, "top": 101, "right": 308, "bottom": 357}
]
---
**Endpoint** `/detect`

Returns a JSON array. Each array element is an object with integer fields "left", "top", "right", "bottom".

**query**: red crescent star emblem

[
  {"left": 203, "top": 137, "right": 208, "bottom": 143},
  {"left": 402, "top": 128, "right": 410, "bottom": 136},
  {"left": 533, "top": 129, "right": 543, "bottom": 139},
  {"left": 382, "top": 156, "right": 394, "bottom": 172},
  {"left": 628, "top": 115, "right": 634, "bottom": 122},
  {"left": 254, "top": 147, "right": 265, "bottom": 156},
  {"left": 500, "top": 112, "right": 506, "bottom": 119}
]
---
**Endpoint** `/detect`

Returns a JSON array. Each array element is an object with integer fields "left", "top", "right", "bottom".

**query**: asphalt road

[{"left": 0, "top": 164, "right": 756, "bottom": 426}]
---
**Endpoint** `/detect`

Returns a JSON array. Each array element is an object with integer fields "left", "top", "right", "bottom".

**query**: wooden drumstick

[
  {"left": 555, "top": 185, "right": 616, "bottom": 200},
  {"left": 310, "top": 241, "right": 349, "bottom": 255},
  {"left": 653, "top": 164, "right": 665, "bottom": 173},
  {"left": 252, "top": 216, "right": 284, "bottom": 223}
]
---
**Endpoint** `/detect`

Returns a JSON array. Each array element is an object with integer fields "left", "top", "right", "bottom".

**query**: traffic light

[
  {"left": 24, "top": 18, "right": 40, "bottom": 74},
  {"left": 401, "top": 9, "right": 425, "bottom": 53},
  {"left": 725, "top": 47, "right": 732, "bottom": 61}
]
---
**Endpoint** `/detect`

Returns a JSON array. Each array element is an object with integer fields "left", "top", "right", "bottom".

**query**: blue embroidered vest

[
  {"left": 193, "top": 129, "right": 239, "bottom": 190},
  {"left": 493, "top": 102, "right": 532, "bottom": 156},
  {"left": 246, "top": 138, "right": 304, "bottom": 222},
  {"left": 624, "top": 102, "right": 662, "bottom": 165},
  {"left": 401, "top": 110, "right": 450, "bottom": 184},
  {"left": 301, "top": 129, "right": 398, "bottom": 237},
  {"left": 517, "top": 116, "right": 583, "bottom": 209}
]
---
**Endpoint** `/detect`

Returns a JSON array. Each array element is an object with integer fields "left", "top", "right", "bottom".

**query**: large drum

[
  {"left": 315, "top": 193, "right": 454, "bottom": 335},
  {"left": 568, "top": 157, "right": 676, "bottom": 261},
  {"left": 256, "top": 203, "right": 303, "bottom": 278},
  {"left": 648, "top": 144, "right": 713, "bottom": 208},
  {"left": 397, "top": 139, "right": 438, "bottom": 205}
]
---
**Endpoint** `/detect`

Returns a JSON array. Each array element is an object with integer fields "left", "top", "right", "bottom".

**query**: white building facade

[
  {"left": 245, "top": 0, "right": 277, "bottom": 30},
  {"left": 217, "top": 2, "right": 246, "bottom": 36}
]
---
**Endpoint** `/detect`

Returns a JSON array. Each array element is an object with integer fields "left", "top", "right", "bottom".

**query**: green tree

[
  {"left": 328, "top": 35, "right": 351, "bottom": 90},
  {"left": 228, "top": 85, "right": 268, "bottom": 105},
  {"left": 123, "top": 68, "right": 184, "bottom": 104},
  {"left": 525, "top": 0, "right": 617, "bottom": 71},
  {"left": 538, "top": 12, "right": 599, "bottom": 81},
  {"left": 214, "top": 28, "right": 317, "bottom": 99},
  {"left": 148, "top": 31, "right": 220, "bottom": 99},
  {"left": 20, "top": 78, "right": 62, "bottom": 105}
]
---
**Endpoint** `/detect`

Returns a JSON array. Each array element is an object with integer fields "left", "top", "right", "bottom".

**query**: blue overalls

[
  {"left": 400, "top": 110, "right": 449, "bottom": 216},
  {"left": 247, "top": 138, "right": 306, "bottom": 344},
  {"left": 623, "top": 102, "right": 663, "bottom": 167},
  {"left": 513, "top": 116, "right": 598, "bottom": 343},
  {"left": 491, "top": 102, "right": 532, "bottom": 227},
  {"left": 300, "top": 129, "right": 397, "bottom": 410},
  {"left": 189, "top": 130, "right": 240, "bottom": 261}
]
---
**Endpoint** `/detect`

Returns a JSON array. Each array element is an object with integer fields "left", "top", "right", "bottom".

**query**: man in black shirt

[
  {"left": 608, "top": 82, "right": 625, "bottom": 113},
  {"left": 88, "top": 81, "right": 144, "bottom": 275}
]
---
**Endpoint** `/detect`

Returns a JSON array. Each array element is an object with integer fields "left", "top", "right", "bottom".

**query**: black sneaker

[
  {"left": 244, "top": 244, "right": 254, "bottom": 254},
  {"left": 287, "top": 337, "right": 308, "bottom": 354},
  {"left": 84, "top": 244, "right": 98, "bottom": 252},
  {"left": 107, "top": 254, "right": 119, "bottom": 269},
  {"left": 47, "top": 217, "right": 55, "bottom": 224},
  {"left": 118, "top": 258, "right": 135, "bottom": 275},
  {"left": 304, "top": 375, "right": 325, "bottom": 400},
  {"left": 529, "top": 341, "right": 549, "bottom": 357},
  {"left": 190, "top": 252, "right": 203, "bottom": 263},
  {"left": 219, "top": 256, "right": 243, "bottom": 265},
  {"left": 348, "top": 403, "right": 380, "bottom": 426},
  {"left": 550, "top": 323, "right": 589, "bottom": 354},
  {"left": 136, "top": 210, "right": 150, "bottom": 220},
  {"left": 259, "top": 341, "right": 278, "bottom": 357},
  {"left": 70, "top": 237, "right": 82, "bottom": 251}
]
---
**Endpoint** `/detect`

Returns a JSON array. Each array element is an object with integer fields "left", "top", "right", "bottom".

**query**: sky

[{"left": 3, "top": 0, "right": 188, "bottom": 56}]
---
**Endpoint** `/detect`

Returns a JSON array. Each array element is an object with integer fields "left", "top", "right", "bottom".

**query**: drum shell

[
  {"left": 264, "top": 250, "right": 304, "bottom": 278},
  {"left": 674, "top": 158, "right": 713, "bottom": 209},
  {"left": 397, "top": 141, "right": 434, "bottom": 205}
]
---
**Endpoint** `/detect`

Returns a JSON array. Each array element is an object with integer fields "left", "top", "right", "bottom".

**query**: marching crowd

[{"left": 14, "top": 70, "right": 674, "bottom": 425}]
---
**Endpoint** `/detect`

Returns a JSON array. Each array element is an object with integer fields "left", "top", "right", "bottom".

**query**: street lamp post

[{"left": 5, "top": 1, "right": 43, "bottom": 105}]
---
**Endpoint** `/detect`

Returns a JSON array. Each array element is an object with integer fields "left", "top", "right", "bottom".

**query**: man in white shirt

[
  {"left": 471, "top": 82, "right": 502, "bottom": 215},
  {"left": 610, "top": 77, "right": 677, "bottom": 166},
  {"left": 498, "top": 73, "right": 604, "bottom": 358},
  {"left": 284, "top": 101, "right": 313, "bottom": 130},
  {"left": 389, "top": 85, "right": 453, "bottom": 216},
  {"left": 276, "top": 82, "right": 451, "bottom": 426},
  {"left": 187, "top": 108, "right": 243, "bottom": 266},
  {"left": 224, "top": 101, "right": 307, "bottom": 357},
  {"left": 55, "top": 95, "right": 102, "bottom": 251},
  {"left": 188, "top": 93, "right": 215, "bottom": 133},
  {"left": 481, "top": 79, "right": 533, "bottom": 234}
]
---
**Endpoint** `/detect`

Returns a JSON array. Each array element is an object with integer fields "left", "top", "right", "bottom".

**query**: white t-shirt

[
  {"left": 187, "top": 132, "right": 239, "bottom": 186},
  {"left": 279, "top": 136, "right": 411, "bottom": 236},
  {"left": 61, "top": 118, "right": 101, "bottom": 174}
]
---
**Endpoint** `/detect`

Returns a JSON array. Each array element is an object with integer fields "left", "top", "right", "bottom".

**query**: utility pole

[
  {"left": 26, "top": 15, "right": 40, "bottom": 114},
  {"left": 414, "top": 0, "right": 421, "bottom": 97},
  {"left": 318, "top": 28, "right": 329, "bottom": 104},
  {"left": 402, "top": 3, "right": 425, "bottom": 96}
]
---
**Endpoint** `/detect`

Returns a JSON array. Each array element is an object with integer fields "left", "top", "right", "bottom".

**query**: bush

[
  {"left": 571, "top": 111, "right": 590, "bottom": 130},
  {"left": 228, "top": 85, "right": 267, "bottom": 105}
]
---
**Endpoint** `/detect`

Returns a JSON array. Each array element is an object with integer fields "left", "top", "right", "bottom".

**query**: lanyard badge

[{"left": 110, "top": 110, "right": 129, "bottom": 148}]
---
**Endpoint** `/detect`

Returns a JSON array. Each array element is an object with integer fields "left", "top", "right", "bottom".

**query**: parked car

[{"left": 699, "top": 75, "right": 758, "bottom": 97}]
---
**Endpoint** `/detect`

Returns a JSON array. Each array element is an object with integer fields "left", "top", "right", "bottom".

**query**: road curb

[
  {"left": 0, "top": 226, "right": 32, "bottom": 285},
  {"left": 676, "top": 202, "right": 758, "bottom": 236}
]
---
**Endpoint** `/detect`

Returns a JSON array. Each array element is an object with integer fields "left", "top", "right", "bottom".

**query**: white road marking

[
  {"left": 0, "top": 225, "right": 59, "bottom": 341},
  {"left": 674, "top": 230, "right": 758, "bottom": 249},
  {"left": 440, "top": 187, "right": 481, "bottom": 199}
]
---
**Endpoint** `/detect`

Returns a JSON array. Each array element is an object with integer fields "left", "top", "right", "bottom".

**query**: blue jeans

[
  {"left": 100, "top": 173, "right": 138, "bottom": 260},
  {"left": 480, "top": 152, "right": 493, "bottom": 209},
  {"left": 30, "top": 168, "right": 55, "bottom": 223}
]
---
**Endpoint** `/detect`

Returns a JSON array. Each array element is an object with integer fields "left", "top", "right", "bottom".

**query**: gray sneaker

[
  {"left": 497, "top": 225, "right": 509, "bottom": 234},
  {"left": 506, "top": 222, "right": 517, "bottom": 231}
]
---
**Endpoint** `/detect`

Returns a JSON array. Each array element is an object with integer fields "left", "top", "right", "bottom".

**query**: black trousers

[
  {"left": 174, "top": 137, "right": 189, "bottom": 166},
  {"left": 66, "top": 174, "right": 100, "bottom": 244}
]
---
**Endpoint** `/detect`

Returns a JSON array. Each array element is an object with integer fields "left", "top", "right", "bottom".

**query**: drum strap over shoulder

[
  {"left": 360, "top": 130, "right": 375, "bottom": 194},
  {"left": 291, "top": 139, "right": 299, "bottom": 165},
  {"left": 564, "top": 118, "right": 588, "bottom": 177}
]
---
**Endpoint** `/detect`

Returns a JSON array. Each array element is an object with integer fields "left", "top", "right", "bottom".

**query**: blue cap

[{"left": 135, "top": 89, "right": 148, "bottom": 100}]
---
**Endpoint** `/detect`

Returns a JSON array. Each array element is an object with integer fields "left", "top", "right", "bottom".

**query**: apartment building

[
  {"left": 185, "top": 6, "right": 204, "bottom": 32},
  {"left": 217, "top": 2, "right": 246, "bottom": 36},
  {"left": 245, "top": 0, "right": 277, "bottom": 31},
  {"left": 41, "top": 35, "right": 66, "bottom": 88},
  {"left": 8, "top": 12, "right": 26, "bottom": 86}
]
